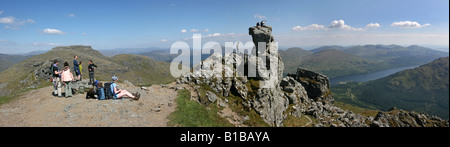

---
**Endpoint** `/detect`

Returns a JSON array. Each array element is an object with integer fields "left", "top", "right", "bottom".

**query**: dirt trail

[{"left": 0, "top": 82, "right": 178, "bottom": 127}]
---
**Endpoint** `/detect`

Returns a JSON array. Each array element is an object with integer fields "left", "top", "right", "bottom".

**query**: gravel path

[{"left": 0, "top": 82, "right": 178, "bottom": 127}]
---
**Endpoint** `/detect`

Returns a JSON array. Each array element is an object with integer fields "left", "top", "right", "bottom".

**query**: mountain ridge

[{"left": 0, "top": 45, "right": 174, "bottom": 98}]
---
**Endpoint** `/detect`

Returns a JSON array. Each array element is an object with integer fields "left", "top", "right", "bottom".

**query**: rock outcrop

[
  {"left": 176, "top": 23, "right": 449, "bottom": 127},
  {"left": 178, "top": 22, "right": 288, "bottom": 126},
  {"left": 371, "top": 108, "right": 449, "bottom": 127}
]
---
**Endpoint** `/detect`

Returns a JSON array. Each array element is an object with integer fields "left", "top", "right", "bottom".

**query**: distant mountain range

[
  {"left": 333, "top": 57, "right": 449, "bottom": 119},
  {"left": 99, "top": 47, "right": 166, "bottom": 57},
  {"left": 118, "top": 44, "right": 448, "bottom": 78},
  {"left": 279, "top": 45, "right": 448, "bottom": 78}
]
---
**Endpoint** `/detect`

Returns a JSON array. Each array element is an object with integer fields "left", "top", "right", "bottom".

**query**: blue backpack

[
  {"left": 97, "top": 87, "right": 105, "bottom": 100},
  {"left": 94, "top": 80, "right": 100, "bottom": 88}
]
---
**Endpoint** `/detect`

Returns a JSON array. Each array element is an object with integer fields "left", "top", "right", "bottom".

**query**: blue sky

[{"left": 0, "top": 0, "right": 448, "bottom": 54}]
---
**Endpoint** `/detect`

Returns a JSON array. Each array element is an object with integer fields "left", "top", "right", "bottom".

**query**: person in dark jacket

[
  {"left": 88, "top": 60, "right": 98, "bottom": 85},
  {"left": 52, "top": 60, "right": 63, "bottom": 97},
  {"left": 73, "top": 56, "right": 81, "bottom": 81}
]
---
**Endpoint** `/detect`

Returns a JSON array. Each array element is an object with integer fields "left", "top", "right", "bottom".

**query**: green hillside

[
  {"left": 112, "top": 54, "right": 174, "bottom": 85},
  {"left": 281, "top": 49, "right": 390, "bottom": 77},
  {"left": 334, "top": 57, "right": 449, "bottom": 119},
  {"left": 0, "top": 45, "right": 175, "bottom": 98},
  {"left": 0, "top": 54, "right": 34, "bottom": 72}
]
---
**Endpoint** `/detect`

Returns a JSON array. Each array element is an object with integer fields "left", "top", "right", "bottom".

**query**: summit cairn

[{"left": 249, "top": 20, "right": 273, "bottom": 51}]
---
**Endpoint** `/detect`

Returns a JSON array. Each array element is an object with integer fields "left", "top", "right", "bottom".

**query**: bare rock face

[
  {"left": 33, "top": 58, "right": 62, "bottom": 82},
  {"left": 371, "top": 108, "right": 449, "bottom": 127},
  {"left": 287, "top": 68, "right": 333, "bottom": 104}
]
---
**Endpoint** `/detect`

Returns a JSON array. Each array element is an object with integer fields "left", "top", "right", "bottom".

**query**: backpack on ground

[
  {"left": 94, "top": 80, "right": 100, "bottom": 88},
  {"left": 103, "top": 82, "right": 114, "bottom": 100},
  {"left": 97, "top": 87, "right": 105, "bottom": 100}
]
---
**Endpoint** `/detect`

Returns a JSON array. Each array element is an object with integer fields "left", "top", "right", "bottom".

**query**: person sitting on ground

[{"left": 111, "top": 76, "right": 140, "bottom": 100}]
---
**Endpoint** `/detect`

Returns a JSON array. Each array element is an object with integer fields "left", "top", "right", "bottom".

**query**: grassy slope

[
  {"left": 168, "top": 89, "right": 233, "bottom": 127},
  {"left": 0, "top": 46, "right": 175, "bottom": 101},
  {"left": 0, "top": 54, "right": 34, "bottom": 72},
  {"left": 168, "top": 81, "right": 270, "bottom": 127},
  {"left": 112, "top": 54, "right": 174, "bottom": 85},
  {"left": 279, "top": 47, "right": 313, "bottom": 75},
  {"left": 333, "top": 57, "right": 449, "bottom": 119},
  {"left": 294, "top": 49, "right": 390, "bottom": 78}
]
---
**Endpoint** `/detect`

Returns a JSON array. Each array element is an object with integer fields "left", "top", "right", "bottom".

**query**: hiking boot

[{"left": 134, "top": 93, "right": 141, "bottom": 100}]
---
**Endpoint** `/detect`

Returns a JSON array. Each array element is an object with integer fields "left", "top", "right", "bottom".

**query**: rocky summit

[{"left": 176, "top": 23, "right": 449, "bottom": 127}]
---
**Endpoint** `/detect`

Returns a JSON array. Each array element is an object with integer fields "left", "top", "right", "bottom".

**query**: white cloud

[
  {"left": 0, "top": 16, "right": 15, "bottom": 24},
  {"left": 0, "top": 10, "right": 3, "bottom": 15},
  {"left": 293, "top": 20, "right": 379, "bottom": 32},
  {"left": 329, "top": 20, "right": 347, "bottom": 28},
  {"left": 328, "top": 19, "right": 365, "bottom": 31},
  {"left": 329, "top": 20, "right": 378, "bottom": 31},
  {"left": 254, "top": 14, "right": 267, "bottom": 20},
  {"left": 0, "top": 16, "right": 34, "bottom": 25},
  {"left": 365, "top": 23, "right": 380, "bottom": 29},
  {"left": 391, "top": 21, "right": 431, "bottom": 28},
  {"left": 4, "top": 25, "right": 18, "bottom": 30},
  {"left": 26, "top": 19, "right": 35, "bottom": 23},
  {"left": 181, "top": 29, "right": 187, "bottom": 33},
  {"left": 207, "top": 33, "right": 221, "bottom": 37},
  {"left": 68, "top": 13, "right": 75, "bottom": 18},
  {"left": 42, "top": 28, "right": 65, "bottom": 35},
  {"left": 33, "top": 42, "right": 62, "bottom": 46},
  {"left": 0, "top": 14, "right": 34, "bottom": 30},
  {"left": 422, "top": 23, "right": 431, "bottom": 27},
  {"left": 190, "top": 29, "right": 199, "bottom": 33},
  {"left": 160, "top": 39, "right": 168, "bottom": 42},
  {"left": 203, "top": 29, "right": 209, "bottom": 32},
  {"left": 292, "top": 24, "right": 327, "bottom": 31},
  {"left": 81, "top": 32, "right": 88, "bottom": 36}
]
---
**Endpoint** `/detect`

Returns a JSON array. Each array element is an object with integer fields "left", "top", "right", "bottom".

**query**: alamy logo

[{"left": 169, "top": 34, "right": 279, "bottom": 88}]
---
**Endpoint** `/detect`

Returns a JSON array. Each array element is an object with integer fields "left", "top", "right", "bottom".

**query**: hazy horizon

[{"left": 1, "top": 0, "right": 449, "bottom": 54}]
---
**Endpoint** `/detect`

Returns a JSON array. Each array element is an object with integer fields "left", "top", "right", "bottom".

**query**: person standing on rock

[
  {"left": 88, "top": 60, "right": 98, "bottom": 85},
  {"left": 73, "top": 56, "right": 81, "bottom": 82},
  {"left": 61, "top": 62, "right": 74, "bottom": 98},
  {"left": 52, "top": 60, "right": 63, "bottom": 97}
]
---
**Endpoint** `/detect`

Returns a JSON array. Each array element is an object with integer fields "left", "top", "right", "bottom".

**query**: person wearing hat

[{"left": 111, "top": 76, "right": 140, "bottom": 100}]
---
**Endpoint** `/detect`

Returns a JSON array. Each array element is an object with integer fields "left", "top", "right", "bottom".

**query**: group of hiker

[{"left": 51, "top": 56, "right": 140, "bottom": 100}]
